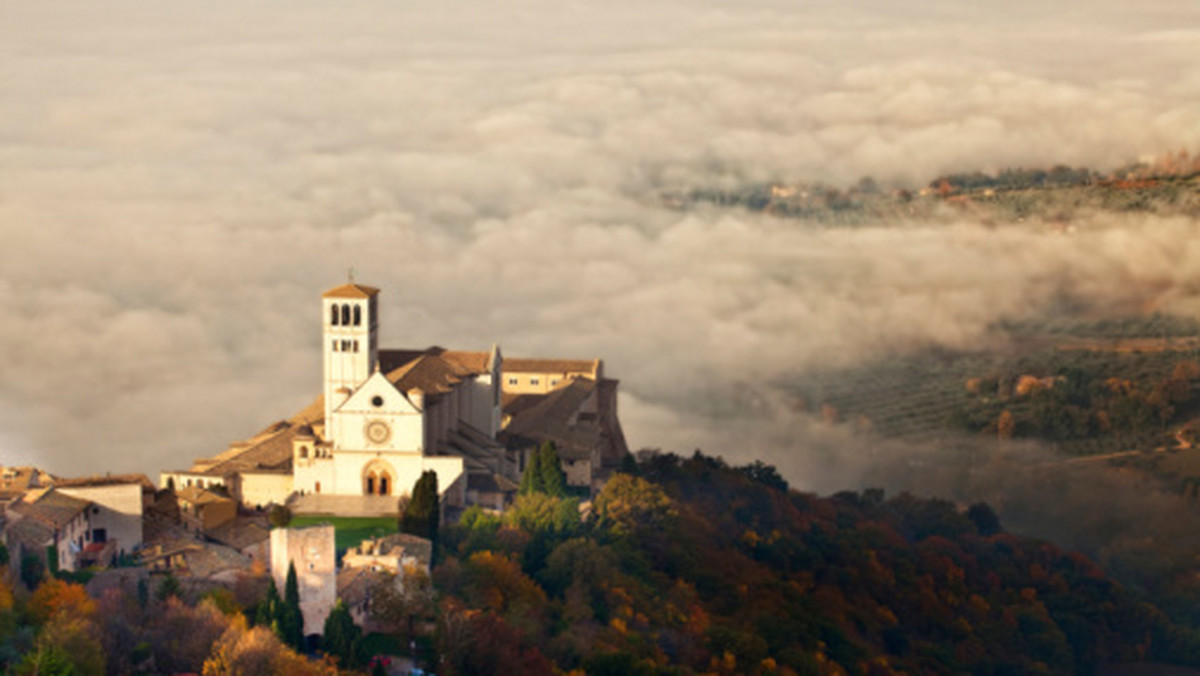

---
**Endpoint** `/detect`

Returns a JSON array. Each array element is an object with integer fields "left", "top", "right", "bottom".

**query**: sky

[{"left": 2, "top": 0, "right": 1200, "bottom": 491}]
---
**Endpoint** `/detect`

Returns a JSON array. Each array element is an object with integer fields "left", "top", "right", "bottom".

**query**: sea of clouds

[{"left": 3, "top": 0, "right": 1200, "bottom": 493}]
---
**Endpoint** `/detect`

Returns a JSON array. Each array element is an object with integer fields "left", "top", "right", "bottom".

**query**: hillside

[
  {"left": 433, "top": 453, "right": 1200, "bottom": 675},
  {"left": 780, "top": 314, "right": 1200, "bottom": 458},
  {"left": 664, "top": 154, "right": 1200, "bottom": 228}
]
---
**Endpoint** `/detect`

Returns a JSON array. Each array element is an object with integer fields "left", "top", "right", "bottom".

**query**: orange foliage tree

[{"left": 28, "top": 578, "right": 95, "bottom": 625}]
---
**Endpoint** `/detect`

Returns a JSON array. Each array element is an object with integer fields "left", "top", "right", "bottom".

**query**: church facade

[{"left": 162, "top": 283, "right": 627, "bottom": 515}]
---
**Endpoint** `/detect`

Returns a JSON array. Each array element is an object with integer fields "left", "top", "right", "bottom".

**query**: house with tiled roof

[
  {"left": 501, "top": 374, "right": 628, "bottom": 493},
  {"left": 0, "top": 466, "right": 54, "bottom": 512},
  {"left": 52, "top": 473, "right": 154, "bottom": 562},
  {"left": 160, "top": 282, "right": 626, "bottom": 516},
  {"left": 176, "top": 485, "right": 237, "bottom": 534},
  {"left": 6, "top": 488, "right": 93, "bottom": 573}
]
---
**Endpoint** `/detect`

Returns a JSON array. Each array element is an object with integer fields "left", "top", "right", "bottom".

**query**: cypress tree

[
  {"left": 537, "top": 442, "right": 567, "bottom": 497},
  {"left": 402, "top": 470, "right": 439, "bottom": 545},
  {"left": 257, "top": 576, "right": 280, "bottom": 627},
  {"left": 280, "top": 561, "right": 305, "bottom": 650},
  {"left": 518, "top": 448, "right": 543, "bottom": 495}
]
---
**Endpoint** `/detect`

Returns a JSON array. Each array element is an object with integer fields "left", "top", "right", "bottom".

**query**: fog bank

[{"left": 2, "top": 0, "right": 1200, "bottom": 488}]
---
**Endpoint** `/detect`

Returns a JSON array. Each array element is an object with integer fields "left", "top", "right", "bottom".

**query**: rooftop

[
  {"left": 53, "top": 473, "right": 156, "bottom": 491},
  {"left": 12, "top": 489, "right": 91, "bottom": 529},
  {"left": 177, "top": 485, "right": 234, "bottom": 506},
  {"left": 322, "top": 283, "right": 380, "bottom": 299},
  {"left": 503, "top": 358, "right": 600, "bottom": 376}
]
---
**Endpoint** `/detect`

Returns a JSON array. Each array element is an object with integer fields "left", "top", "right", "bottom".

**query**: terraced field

[{"left": 781, "top": 315, "right": 1200, "bottom": 457}]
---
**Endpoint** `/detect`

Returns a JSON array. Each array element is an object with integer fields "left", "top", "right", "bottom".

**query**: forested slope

[{"left": 435, "top": 453, "right": 1200, "bottom": 675}]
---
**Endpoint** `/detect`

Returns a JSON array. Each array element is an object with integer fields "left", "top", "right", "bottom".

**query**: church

[{"left": 161, "top": 283, "right": 628, "bottom": 515}]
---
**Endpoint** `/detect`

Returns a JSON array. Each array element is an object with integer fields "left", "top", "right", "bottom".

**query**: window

[
  {"left": 353, "top": 340, "right": 359, "bottom": 353},
  {"left": 93, "top": 528, "right": 107, "bottom": 543},
  {"left": 331, "top": 305, "right": 340, "bottom": 326},
  {"left": 299, "top": 446, "right": 308, "bottom": 458},
  {"left": 341, "top": 304, "right": 351, "bottom": 326},
  {"left": 353, "top": 305, "right": 361, "bottom": 326},
  {"left": 531, "top": 378, "right": 540, "bottom": 386},
  {"left": 508, "top": 377, "right": 518, "bottom": 385},
  {"left": 371, "top": 395, "right": 384, "bottom": 407}
]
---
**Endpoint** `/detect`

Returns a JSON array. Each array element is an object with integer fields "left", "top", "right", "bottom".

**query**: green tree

[
  {"left": 279, "top": 563, "right": 305, "bottom": 651},
  {"left": 519, "top": 449, "right": 544, "bottom": 496},
  {"left": 536, "top": 443, "right": 567, "bottom": 498},
  {"left": 322, "top": 599, "right": 361, "bottom": 667},
  {"left": 29, "top": 614, "right": 107, "bottom": 676},
  {"left": 20, "top": 553, "right": 45, "bottom": 590},
  {"left": 402, "top": 471, "right": 439, "bottom": 546},
  {"left": 156, "top": 572, "right": 182, "bottom": 602},
  {"left": 256, "top": 577, "right": 280, "bottom": 628},
  {"left": 16, "top": 642, "right": 74, "bottom": 676},
  {"left": 268, "top": 505, "right": 293, "bottom": 528},
  {"left": 966, "top": 502, "right": 1003, "bottom": 536}
]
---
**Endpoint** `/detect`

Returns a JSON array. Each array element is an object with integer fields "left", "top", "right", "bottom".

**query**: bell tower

[{"left": 322, "top": 282, "right": 380, "bottom": 426}]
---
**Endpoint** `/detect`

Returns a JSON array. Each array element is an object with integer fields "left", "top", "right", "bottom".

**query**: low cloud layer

[{"left": 2, "top": 0, "right": 1200, "bottom": 490}]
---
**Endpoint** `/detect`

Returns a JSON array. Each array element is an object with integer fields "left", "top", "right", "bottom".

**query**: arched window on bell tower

[
  {"left": 353, "top": 305, "right": 361, "bottom": 326},
  {"left": 331, "top": 304, "right": 340, "bottom": 326},
  {"left": 341, "top": 304, "right": 351, "bottom": 326}
]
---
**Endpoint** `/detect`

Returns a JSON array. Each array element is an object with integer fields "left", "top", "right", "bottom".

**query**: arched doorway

[{"left": 362, "top": 461, "right": 395, "bottom": 496}]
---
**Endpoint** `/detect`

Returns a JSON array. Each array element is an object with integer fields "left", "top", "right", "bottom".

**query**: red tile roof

[{"left": 322, "top": 283, "right": 380, "bottom": 299}]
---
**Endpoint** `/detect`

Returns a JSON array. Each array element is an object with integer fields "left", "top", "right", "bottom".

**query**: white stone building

[{"left": 161, "top": 282, "right": 626, "bottom": 514}]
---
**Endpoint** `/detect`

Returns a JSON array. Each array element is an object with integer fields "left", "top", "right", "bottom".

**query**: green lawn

[{"left": 286, "top": 516, "right": 398, "bottom": 553}]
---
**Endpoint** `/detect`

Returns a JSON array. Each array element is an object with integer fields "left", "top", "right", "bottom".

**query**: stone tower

[{"left": 322, "top": 283, "right": 380, "bottom": 426}]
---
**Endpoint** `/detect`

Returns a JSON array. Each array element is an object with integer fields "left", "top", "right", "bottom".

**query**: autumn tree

[
  {"left": 370, "top": 568, "right": 435, "bottom": 647},
  {"left": 203, "top": 616, "right": 337, "bottom": 676},
  {"left": 436, "top": 603, "right": 556, "bottom": 676},
  {"left": 150, "top": 598, "right": 232, "bottom": 674},
  {"left": 28, "top": 578, "right": 95, "bottom": 625},
  {"left": 996, "top": 409, "right": 1016, "bottom": 440},
  {"left": 21, "top": 612, "right": 107, "bottom": 676},
  {"left": 594, "top": 473, "right": 677, "bottom": 537}
]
